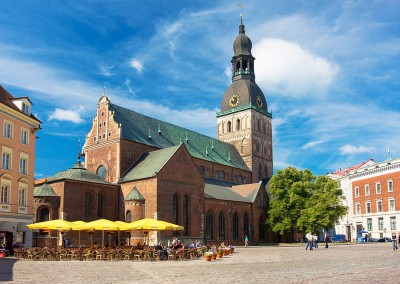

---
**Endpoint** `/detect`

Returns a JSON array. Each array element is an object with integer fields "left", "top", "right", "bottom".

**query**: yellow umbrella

[
  {"left": 73, "top": 219, "right": 120, "bottom": 248},
  {"left": 27, "top": 219, "right": 75, "bottom": 231},
  {"left": 71, "top": 221, "right": 87, "bottom": 247},
  {"left": 115, "top": 221, "right": 129, "bottom": 246},
  {"left": 27, "top": 219, "right": 76, "bottom": 247},
  {"left": 120, "top": 218, "right": 183, "bottom": 231}
]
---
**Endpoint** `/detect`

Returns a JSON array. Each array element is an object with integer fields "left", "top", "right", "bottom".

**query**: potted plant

[{"left": 204, "top": 251, "right": 213, "bottom": 261}]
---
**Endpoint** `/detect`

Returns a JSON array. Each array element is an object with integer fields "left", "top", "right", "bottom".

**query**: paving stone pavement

[{"left": 0, "top": 242, "right": 399, "bottom": 283}]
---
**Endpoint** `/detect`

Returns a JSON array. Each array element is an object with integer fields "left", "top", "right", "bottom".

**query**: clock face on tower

[
  {"left": 256, "top": 96, "right": 263, "bottom": 107},
  {"left": 229, "top": 94, "right": 240, "bottom": 107}
]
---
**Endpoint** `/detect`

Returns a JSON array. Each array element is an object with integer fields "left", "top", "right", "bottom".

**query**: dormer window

[{"left": 22, "top": 103, "right": 30, "bottom": 115}]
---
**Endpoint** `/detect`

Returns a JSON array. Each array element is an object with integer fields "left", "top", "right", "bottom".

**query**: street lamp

[{"left": 384, "top": 228, "right": 387, "bottom": 242}]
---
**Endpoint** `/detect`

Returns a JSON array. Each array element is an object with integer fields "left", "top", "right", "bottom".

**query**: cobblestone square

[{"left": 0, "top": 243, "right": 397, "bottom": 283}]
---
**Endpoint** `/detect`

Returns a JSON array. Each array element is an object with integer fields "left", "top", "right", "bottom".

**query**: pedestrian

[
  {"left": 305, "top": 232, "right": 313, "bottom": 251},
  {"left": 324, "top": 232, "right": 329, "bottom": 248},
  {"left": 314, "top": 235, "right": 318, "bottom": 249},
  {"left": 245, "top": 235, "right": 249, "bottom": 247},
  {"left": 391, "top": 233, "right": 398, "bottom": 251},
  {"left": 398, "top": 232, "right": 400, "bottom": 247}
]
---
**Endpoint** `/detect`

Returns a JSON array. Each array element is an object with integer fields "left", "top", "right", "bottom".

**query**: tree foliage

[{"left": 267, "top": 167, "right": 348, "bottom": 235}]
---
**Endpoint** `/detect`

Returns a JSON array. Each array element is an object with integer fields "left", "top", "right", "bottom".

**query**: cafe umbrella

[
  {"left": 26, "top": 219, "right": 76, "bottom": 247},
  {"left": 72, "top": 219, "right": 120, "bottom": 248}
]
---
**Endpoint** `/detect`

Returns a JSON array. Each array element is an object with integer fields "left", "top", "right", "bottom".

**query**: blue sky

[{"left": 1, "top": 0, "right": 399, "bottom": 178}]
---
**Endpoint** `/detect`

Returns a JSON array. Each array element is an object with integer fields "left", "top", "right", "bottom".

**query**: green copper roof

[
  {"left": 125, "top": 187, "right": 145, "bottom": 201},
  {"left": 121, "top": 145, "right": 180, "bottom": 182},
  {"left": 34, "top": 183, "right": 59, "bottom": 197},
  {"left": 205, "top": 182, "right": 250, "bottom": 203},
  {"left": 109, "top": 103, "right": 249, "bottom": 171},
  {"left": 49, "top": 161, "right": 111, "bottom": 184}
]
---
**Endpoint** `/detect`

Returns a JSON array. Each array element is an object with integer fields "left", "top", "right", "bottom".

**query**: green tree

[
  {"left": 267, "top": 167, "right": 314, "bottom": 236},
  {"left": 297, "top": 176, "right": 348, "bottom": 233},
  {"left": 267, "top": 167, "right": 347, "bottom": 237}
]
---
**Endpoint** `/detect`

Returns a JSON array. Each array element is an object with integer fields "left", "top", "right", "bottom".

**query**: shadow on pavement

[{"left": 0, "top": 258, "right": 17, "bottom": 282}]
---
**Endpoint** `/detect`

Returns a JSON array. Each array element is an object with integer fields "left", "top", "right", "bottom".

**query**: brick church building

[{"left": 34, "top": 19, "right": 274, "bottom": 246}]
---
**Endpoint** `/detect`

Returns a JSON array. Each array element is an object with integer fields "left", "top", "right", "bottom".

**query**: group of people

[{"left": 305, "top": 232, "right": 329, "bottom": 251}]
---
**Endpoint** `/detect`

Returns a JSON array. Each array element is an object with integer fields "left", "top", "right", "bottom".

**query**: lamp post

[{"left": 384, "top": 228, "right": 387, "bottom": 242}]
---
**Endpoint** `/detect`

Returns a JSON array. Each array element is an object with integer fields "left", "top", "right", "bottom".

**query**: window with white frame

[
  {"left": 367, "top": 218, "right": 372, "bottom": 231},
  {"left": 3, "top": 121, "right": 13, "bottom": 139},
  {"left": 390, "top": 217, "right": 397, "bottom": 230},
  {"left": 389, "top": 198, "right": 395, "bottom": 212},
  {"left": 366, "top": 202, "right": 371, "bottom": 214},
  {"left": 20, "top": 128, "right": 29, "bottom": 145},
  {"left": 22, "top": 102, "right": 30, "bottom": 115},
  {"left": 355, "top": 187, "right": 360, "bottom": 198},
  {"left": 19, "top": 156, "right": 28, "bottom": 175},
  {"left": 355, "top": 203, "right": 361, "bottom": 215},
  {"left": 18, "top": 185, "right": 27, "bottom": 206},
  {"left": 2, "top": 150, "right": 11, "bottom": 170},
  {"left": 365, "top": 185, "right": 370, "bottom": 196},
  {"left": 376, "top": 183, "right": 381, "bottom": 194},
  {"left": 378, "top": 217, "right": 384, "bottom": 230},
  {"left": 376, "top": 200, "right": 383, "bottom": 213},
  {"left": 0, "top": 179, "right": 10, "bottom": 204},
  {"left": 388, "top": 180, "right": 393, "bottom": 192}
]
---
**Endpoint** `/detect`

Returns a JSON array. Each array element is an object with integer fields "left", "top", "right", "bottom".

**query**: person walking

[
  {"left": 314, "top": 235, "right": 319, "bottom": 249},
  {"left": 305, "top": 232, "right": 313, "bottom": 251},
  {"left": 244, "top": 235, "right": 249, "bottom": 247},
  {"left": 391, "top": 233, "right": 398, "bottom": 251},
  {"left": 324, "top": 232, "right": 329, "bottom": 248}
]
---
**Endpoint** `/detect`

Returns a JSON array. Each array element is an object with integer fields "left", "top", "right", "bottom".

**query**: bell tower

[{"left": 217, "top": 18, "right": 273, "bottom": 182}]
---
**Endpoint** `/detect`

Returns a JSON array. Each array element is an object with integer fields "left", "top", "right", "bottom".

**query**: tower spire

[{"left": 102, "top": 86, "right": 106, "bottom": 97}]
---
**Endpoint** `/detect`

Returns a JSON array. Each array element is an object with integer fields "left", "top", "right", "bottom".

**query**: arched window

[
  {"left": 97, "top": 193, "right": 103, "bottom": 217},
  {"left": 173, "top": 194, "right": 178, "bottom": 225},
  {"left": 259, "top": 216, "right": 265, "bottom": 240},
  {"left": 264, "top": 166, "right": 268, "bottom": 178},
  {"left": 258, "top": 164, "right": 263, "bottom": 180},
  {"left": 236, "top": 119, "right": 241, "bottom": 131},
  {"left": 233, "top": 213, "right": 239, "bottom": 240},
  {"left": 257, "top": 120, "right": 261, "bottom": 132},
  {"left": 183, "top": 195, "right": 188, "bottom": 235},
  {"left": 0, "top": 175, "right": 11, "bottom": 204},
  {"left": 263, "top": 121, "right": 266, "bottom": 134},
  {"left": 205, "top": 210, "right": 214, "bottom": 240},
  {"left": 227, "top": 121, "right": 232, "bottom": 133},
  {"left": 264, "top": 146, "right": 267, "bottom": 155},
  {"left": 219, "top": 170, "right": 225, "bottom": 179},
  {"left": 85, "top": 192, "right": 92, "bottom": 217},
  {"left": 199, "top": 165, "right": 205, "bottom": 175},
  {"left": 236, "top": 61, "right": 240, "bottom": 71},
  {"left": 126, "top": 210, "right": 132, "bottom": 223},
  {"left": 244, "top": 213, "right": 249, "bottom": 238},
  {"left": 218, "top": 212, "right": 225, "bottom": 240},
  {"left": 256, "top": 143, "right": 260, "bottom": 152},
  {"left": 243, "top": 60, "right": 248, "bottom": 70},
  {"left": 39, "top": 207, "right": 50, "bottom": 222}
]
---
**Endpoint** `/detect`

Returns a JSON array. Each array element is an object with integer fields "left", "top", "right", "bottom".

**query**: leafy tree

[
  {"left": 297, "top": 176, "right": 348, "bottom": 233},
  {"left": 267, "top": 167, "right": 314, "bottom": 236},
  {"left": 267, "top": 167, "right": 347, "bottom": 237}
]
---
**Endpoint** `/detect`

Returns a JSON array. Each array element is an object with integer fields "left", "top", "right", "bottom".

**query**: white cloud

[
  {"left": 49, "top": 108, "right": 84, "bottom": 123},
  {"left": 130, "top": 59, "right": 143, "bottom": 73},
  {"left": 253, "top": 38, "right": 339, "bottom": 97},
  {"left": 124, "top": 79, "right": 135, "bottom": 95},
  {"left": 224, "top": 66, "right": 231, "bottom": 80},
  {"left": 302, "top": 140, "right": 325, "bottom": 149},
  {"left": 340, "top": 145, "right": 375, "bottom": 155}
]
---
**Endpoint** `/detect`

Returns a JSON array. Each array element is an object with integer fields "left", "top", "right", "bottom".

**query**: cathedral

[{"left": 34, "top": 19, "right": 274, "bottom": 246}]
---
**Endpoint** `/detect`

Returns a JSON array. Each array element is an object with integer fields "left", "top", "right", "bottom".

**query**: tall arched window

[
  {"left": 126, "top": 210, "right": 132, "bottom": 223},
  {"left": 205, "top": 210, "right": 214, "bottom": 240},
  {"left": 173, "top": 194, "right": 178, "bottom": 225},
  {"left": 264, "top": 166, "right": 268, "bottom": 178},
  {"left": 183, "top": 195, "right": 188, "bottom": 235},
  {"left": 264, "top": 146, "right": 267, "bottom": 155},
  {"left": 97, "top": 193, "right": 103, "bottom": 217},
  {"left": 39, "top": 207, "right": 50, "bottom": 222},
  {"left": 257, "top": 120, "right": 261, "bottom": 132},
  {"left": 236, "top": 119, "right": 241, "bottom": 131},
  {"left": 256, "top": 143, "right": 260, "bottom": 152},
  {"left": 227, "top": 121, "right": 232, "bottom": 133},
  {"left": 259, "top": 216, "right": 265, "bottom": 240},
  {"left": 263, "top": 121, "right": 266, "bottom": 134},
  {"left": 218, "top": 212, "right": 225, "bottom": 240},
  {"left": 233, "top": 213, "right": 239, "bottom": 240},
  {"left": 258, "top": 164, "right": 263, "bottom": 180},
  {"left": 85, "top": 192, "right": 92, "bottom": 217},
  {"left": 243, "top": 213, "right": 249, "bottom": 238}
]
